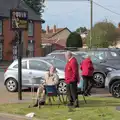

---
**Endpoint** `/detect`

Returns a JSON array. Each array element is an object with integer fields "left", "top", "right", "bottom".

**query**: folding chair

[
  {"left": 45, "top": 85, "right": 63, "bottom": 107},
  {"left": 29, "top": 77, "right": 45, "bottom": 109}
]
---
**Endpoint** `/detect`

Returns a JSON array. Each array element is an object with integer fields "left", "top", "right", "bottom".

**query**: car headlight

[{"left": 106, "top": 67, "right": 116, "bottom": 71}]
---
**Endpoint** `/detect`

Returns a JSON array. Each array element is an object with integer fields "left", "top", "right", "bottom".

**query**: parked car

[
  {"left": 4, "top": 57, "right": 67, "bottom": 94},
  {"left": 47, "top": 51, "right": 120, "bottom": 88},
  {"left": 83, "top": 48, "right": 120, "bottom": 65},
  {"left": 105, "top": 70, "right": 120, "bottom": 98}
]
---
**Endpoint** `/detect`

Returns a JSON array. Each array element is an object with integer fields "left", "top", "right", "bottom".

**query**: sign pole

[
  {"left": 10, "top": 9, "right": 28, "bottom": 100},
  {"left": 18, "top": 31, "right": 22, "bottom": 100}
]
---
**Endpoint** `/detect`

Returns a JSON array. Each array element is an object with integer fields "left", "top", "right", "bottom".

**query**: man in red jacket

[
  {"left": 65, "top": 51, "right": 79, "bottom": 108},
  {"left": 80, "top": 55, "right": 95, "bottom": 96}
]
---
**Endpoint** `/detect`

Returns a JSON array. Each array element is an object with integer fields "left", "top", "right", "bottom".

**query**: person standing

[
  {"left": 80, "top": 55, "right": 94, "bottom": 96},
  {"left": 65, "top": 51, "right": 79, "bottom": 108}
]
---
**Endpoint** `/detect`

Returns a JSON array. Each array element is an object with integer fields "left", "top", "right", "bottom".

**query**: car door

[{"left": 27, "top": 60, "right": 50, "bottom": 85}]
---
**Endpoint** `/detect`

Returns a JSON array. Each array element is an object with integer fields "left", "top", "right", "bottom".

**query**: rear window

[{"left": 13, "top": 61, "right": 27, "bottom": 69}]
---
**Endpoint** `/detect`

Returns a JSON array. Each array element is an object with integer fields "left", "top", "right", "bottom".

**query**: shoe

[
  {"left": 67, "top": 102, "right": 73, "bottom": 106},
  {"left": 83, "top": 93, "right": 88, "bottom": 96},
  {"left": 39, "top": 101, "right": 45, "bottom": 105},
  {"left": 33, "top": 103, "right": 38, "bottom": 107},
  {"left": 74, "top": 100, "right": 79, "bottom": 108},
  {"left": 88, "top": 93, "right": 91, "bottom": 96},
  {"left": 74, "top": 104, "right": 79, "bottom": 108}
]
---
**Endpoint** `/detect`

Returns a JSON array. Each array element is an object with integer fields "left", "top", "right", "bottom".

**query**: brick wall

[{"left": 2, "top": 19, "right": 42, "bottom": 61}]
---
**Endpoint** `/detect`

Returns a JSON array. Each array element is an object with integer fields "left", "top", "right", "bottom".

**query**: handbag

[{"left": 77, "top": 76, "right": 84, "bottom": 91}]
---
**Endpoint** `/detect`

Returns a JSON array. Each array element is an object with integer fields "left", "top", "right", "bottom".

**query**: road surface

[{"left": 0, "top": 72, "right": 111, "bottom": 104}]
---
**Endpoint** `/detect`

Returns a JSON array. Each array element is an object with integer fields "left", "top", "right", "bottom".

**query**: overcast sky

[{"left": 42, "top": 0, "right": 120, "bottom": 31}]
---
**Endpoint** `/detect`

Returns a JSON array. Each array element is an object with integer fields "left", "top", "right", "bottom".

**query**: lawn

[{"left": 0, "top": 97, "right": 120, "bottom": 120}]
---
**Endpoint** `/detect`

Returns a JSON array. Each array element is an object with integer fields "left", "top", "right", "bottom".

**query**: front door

[{"left": 28, "top": 60, "right": 49, "bottom": 86}]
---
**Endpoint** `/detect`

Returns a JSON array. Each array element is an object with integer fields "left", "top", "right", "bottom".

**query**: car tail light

[{"left": 4, "top": 68, "right": 8, "bottom": 73}]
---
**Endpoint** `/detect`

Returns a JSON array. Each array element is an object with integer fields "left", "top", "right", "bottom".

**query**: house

[
  {"left": 0, "top": 0, "right": 44, "bottom": 61},
  {"left": 42, "top": 25, "right": 71, "bottom": 52}
]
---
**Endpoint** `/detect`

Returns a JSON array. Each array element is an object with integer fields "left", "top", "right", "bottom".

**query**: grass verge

[{"left": 0, "top": 97, "right": 120, "bottom": 120}]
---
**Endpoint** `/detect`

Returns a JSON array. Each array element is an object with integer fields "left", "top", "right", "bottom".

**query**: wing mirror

[{"left": 100, "top": 60, "right": 106, "bottom": 63}]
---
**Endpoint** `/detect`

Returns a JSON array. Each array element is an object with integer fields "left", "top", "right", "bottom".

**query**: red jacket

[
  {"left": 80, "top": 57, "right": 94, "bottom": 76},
  {"left": 65, "top": 57, "right": 79, "bottom": 84}
]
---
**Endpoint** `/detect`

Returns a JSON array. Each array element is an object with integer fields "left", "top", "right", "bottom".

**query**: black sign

[{"left": 10, "top": 10, "right": 28, "bottom": 30}]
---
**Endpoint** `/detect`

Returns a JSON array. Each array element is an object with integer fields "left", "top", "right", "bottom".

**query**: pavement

[{"left": 0, "top": 113, "right": 28, "bottom": 120}]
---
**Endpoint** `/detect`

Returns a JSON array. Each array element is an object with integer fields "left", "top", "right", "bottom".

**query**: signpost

[{"left": 10, "top": 9, "right": 28, "bottom": 100}]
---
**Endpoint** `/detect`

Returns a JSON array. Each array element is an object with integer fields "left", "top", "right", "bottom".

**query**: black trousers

[
  {"left": 67, "top": 81, "right": 78, "bottom": 103},
  {"left": 82, "top": 76, "right": 95, "bottom": 94}
]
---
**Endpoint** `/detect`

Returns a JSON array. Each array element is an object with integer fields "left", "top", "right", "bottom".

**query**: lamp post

[{"left": 90, "top": 0, "right": 93, "bottom": 48}]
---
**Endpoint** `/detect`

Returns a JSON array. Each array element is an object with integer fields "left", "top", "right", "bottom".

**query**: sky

[{"left": 42, "top": 0, "right": 120, "bottom": 31}]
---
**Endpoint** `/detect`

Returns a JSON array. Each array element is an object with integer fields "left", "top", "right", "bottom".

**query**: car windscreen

[
  {"left": 45, "top": 59, "right": 66, "bottom": 70},
  {"left": 82, "top": 54, "right": 102, "bottom": 63}
]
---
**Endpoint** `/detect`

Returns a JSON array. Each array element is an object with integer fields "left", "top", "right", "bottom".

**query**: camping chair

[{"left": 45, "top": 85, "right": 64, "bottom": 107}]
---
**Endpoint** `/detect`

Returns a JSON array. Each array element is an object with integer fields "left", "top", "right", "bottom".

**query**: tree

[
  {"left": 23, "top": 0, "right": 45, "bottom": 17},
  {"left": 66, "top": 32, "right": 83, "bottom": 48},
  {"left": 86, "top": 21, "right": 118, "bottom": 48},
  {"left": 76, "top": 27, "right": 87, "bottom": 33}
]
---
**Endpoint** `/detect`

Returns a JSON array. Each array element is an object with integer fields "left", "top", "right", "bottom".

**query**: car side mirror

[{"left": 100, "top": 60, "right": 106, "bottom": 63}]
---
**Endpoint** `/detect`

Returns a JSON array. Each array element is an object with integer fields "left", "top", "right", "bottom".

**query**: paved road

[
  {"left": 0, "top": 72, "right": 4, "bottom": 88},
  {"left": 0, "top": 115, "right": 26, "bottom": 120},
  {"left": 0, "top": 72, "right": 111, "bottom": 104}
]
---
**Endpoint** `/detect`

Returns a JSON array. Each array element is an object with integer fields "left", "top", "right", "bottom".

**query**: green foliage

[
  {"left": 76, "top": 27, "right": 87, "bottom": 33},
  {"left": 66, "top": 32, "right": 83, "bottom": 48},
  {"left": 87, "top": 21, "right": 118, "bottom": 48},
  {"left": 23, "top": 0, "right": 45, "bottom": 16}
]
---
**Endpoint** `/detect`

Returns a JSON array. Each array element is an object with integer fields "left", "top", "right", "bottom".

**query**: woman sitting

[{"left": 33, "top": 66, "right": 59, "bottom": 107}]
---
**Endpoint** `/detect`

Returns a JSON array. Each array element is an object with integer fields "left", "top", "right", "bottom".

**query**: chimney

[
  {"left": 53, "top": 25, "right": 56, "bottom": 33},
  {"left": 46, "top": 25, "right": 49, "bottom": 34},
  {"left": 118, "top": 23, "right": 120, "bottom": 28}
]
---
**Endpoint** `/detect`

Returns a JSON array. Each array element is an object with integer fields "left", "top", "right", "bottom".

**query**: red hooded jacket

[
  {"left": 80, "top": 57, "right": 94, "bottom": 76},
  {"left": 65, "top": 57, "right": 79, "bottom": 84}
]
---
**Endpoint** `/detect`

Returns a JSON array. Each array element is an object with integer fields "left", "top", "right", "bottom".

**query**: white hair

[{"left": 65, "top": 51, "right": 73, "bottom": 58}]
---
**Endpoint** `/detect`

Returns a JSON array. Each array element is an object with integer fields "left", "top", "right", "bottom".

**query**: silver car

[
  {"left": 105, "top": 70, "right": 120, "bottom": 98},
  {"left": 4, "top": 57, "right": 66, "bottom": 94}
]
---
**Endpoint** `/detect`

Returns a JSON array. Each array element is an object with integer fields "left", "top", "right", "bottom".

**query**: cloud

[{"left": 42, "top": 0, "right": 120, "bottom": 31}]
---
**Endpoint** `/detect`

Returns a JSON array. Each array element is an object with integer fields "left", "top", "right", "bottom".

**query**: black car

[
  {"left": 47, "top": 51, "right": 120, "bottom": 88},
  {"left": 78, "top": 48, "right": 120, "bottom": 65}
]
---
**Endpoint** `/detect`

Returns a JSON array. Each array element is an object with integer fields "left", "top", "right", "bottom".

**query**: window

[
  {"left": 27, "top": 40, "right": 34, "bottom": 57},
  {"left": 29, "top": 60, "right": 49, "bottom": 71},
  {"left": 94, "top": 51, "right": 105, "bottom": 60},
  {"left": 45, "top": 59, "right": 66, "bottom": 69},
  {"left": 0, "top": 43, "right": 3, "bottom": 60},
  {"left": 51, "top": 54, "right": 66, "bottom": 61},
  {"left": 28, "top": 22, "right": 34, "bottom": 36},
  {"left": 13, "top": 61, "right": 27, "bottom": 69},
  {"left": 110, "top": 52, "right": 120, "bottom": 59},
  {"left": 0, "top": 20, "right": 2, "bottom": 35}
]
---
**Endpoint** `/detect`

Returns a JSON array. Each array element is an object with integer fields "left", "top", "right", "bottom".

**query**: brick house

[
  {"left": 0, "top": 0, "right": 44, "bottom": 61},
  {"left": 42, "top": 25, "right": 71, "bottom": 50}
]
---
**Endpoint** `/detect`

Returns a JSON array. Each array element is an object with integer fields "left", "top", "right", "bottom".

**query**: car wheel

[
  {"left": 5, "top": 78, "right": 18, "bottom": 92},
  {"left": 111, "top": 81, "right": 120, "bottom": 98},
  {"left": 93, "top": 73, "right": 105, "bottom": 88},
  {"left": 58, "top": 80, "right": 67, "bottom": 94}
]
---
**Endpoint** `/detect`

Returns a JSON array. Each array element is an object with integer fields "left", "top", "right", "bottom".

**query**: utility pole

[{"left": 90, "top": 0, "right": 93, "bottom": 48}]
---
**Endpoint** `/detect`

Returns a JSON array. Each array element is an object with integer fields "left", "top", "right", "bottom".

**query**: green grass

[{"left": 0, "top": 97, "right": 120, "bottom": 120}]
